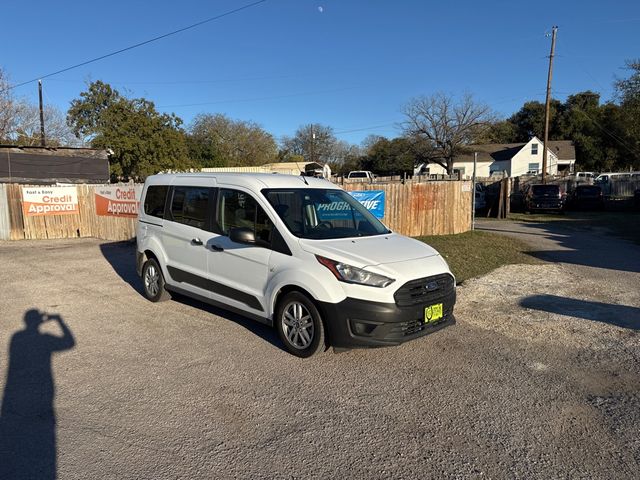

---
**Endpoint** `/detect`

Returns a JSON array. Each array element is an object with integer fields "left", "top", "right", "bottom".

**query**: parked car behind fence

[
  {"left": 566, "top": 185, "right": 604, "bottom": 210},
  {"left": 523, "top": 184, "right": 564, "bottom": 213}
]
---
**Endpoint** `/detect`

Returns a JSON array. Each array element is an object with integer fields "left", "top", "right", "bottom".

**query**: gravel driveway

[{"left": 0, "top": 222, "right": 638, "bottom": 479}]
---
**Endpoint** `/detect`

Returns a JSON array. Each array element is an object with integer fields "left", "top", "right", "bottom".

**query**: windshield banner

[
  {"left": 349, "top": 190, "right": 385, "bottom": 218},
  {"left": 315, "top": 190, "right": 386, "bottom": 221}
]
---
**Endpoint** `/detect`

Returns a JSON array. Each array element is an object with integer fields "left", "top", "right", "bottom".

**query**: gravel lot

[{"left": 0, "top": 221, "right": 639, "bottom": 479}]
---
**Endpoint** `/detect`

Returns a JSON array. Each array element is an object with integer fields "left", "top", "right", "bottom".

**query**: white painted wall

[
  {"left": 425, "top": 160, "right": 510, "bottom": 178},
  {"left": 422, "top": 136, "right": 559, "bottom": 178},
  {"left": 510, "top": 137, "right": 558, "bottom": 177}
]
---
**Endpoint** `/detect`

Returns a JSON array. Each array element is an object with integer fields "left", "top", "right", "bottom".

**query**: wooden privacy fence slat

[
  {"left": 1, "top": 181, "right": 471, "bottom": 241},
  {"left": 344, "top": 181, "right": 472, "bottom": 237},
  {"left": 4, "top": 183, "right": 138, "bottom": 242}
]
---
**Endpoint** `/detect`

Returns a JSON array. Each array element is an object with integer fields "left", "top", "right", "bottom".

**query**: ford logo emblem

[{"left": 425, "top": 281, "right": 438, "bottom": 292}]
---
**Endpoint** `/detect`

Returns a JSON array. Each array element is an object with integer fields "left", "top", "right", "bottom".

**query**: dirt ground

[{"left": 0, "top": 219, "right": 638, "bottom": 479}]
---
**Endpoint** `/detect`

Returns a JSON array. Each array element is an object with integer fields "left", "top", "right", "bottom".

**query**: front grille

[{"left": 393, "top": 273, "right": 455, "bottom": 307}]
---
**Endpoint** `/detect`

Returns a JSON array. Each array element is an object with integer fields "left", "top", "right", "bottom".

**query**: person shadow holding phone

[{"left": 0, "top": 309, "right": 75, "bottom": 480}]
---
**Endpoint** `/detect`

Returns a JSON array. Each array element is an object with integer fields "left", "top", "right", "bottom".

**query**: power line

[
  {"left": 1, "top": 0, "right": 267, "bottom": 93},
  {"left": 333, "top": 123, "right": 399, "bottom": 135},
  {"left": 574, "top": 107, "right": 639, "bottom": 156}
]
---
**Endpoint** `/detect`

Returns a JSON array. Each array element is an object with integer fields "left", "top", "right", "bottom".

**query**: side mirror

[{"left": 230, "top": 227, "right": 255, "bottom": 245}]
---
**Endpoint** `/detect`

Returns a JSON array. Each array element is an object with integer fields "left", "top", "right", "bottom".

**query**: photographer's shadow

[{"left": 0, "top": 310, "right": 75, "bottom": 480}]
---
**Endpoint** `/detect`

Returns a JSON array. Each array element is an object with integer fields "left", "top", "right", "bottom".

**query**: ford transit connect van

[{"left": 136, "top": 173, "right": 456, "bottom": 357}]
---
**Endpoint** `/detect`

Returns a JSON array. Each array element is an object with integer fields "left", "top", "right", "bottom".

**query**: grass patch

[
  {"left": 417, "top": 230, "right": 540, "bottom": 283},
  {"left": 506, "top": 211, "right": 640, "bottom": 245}
]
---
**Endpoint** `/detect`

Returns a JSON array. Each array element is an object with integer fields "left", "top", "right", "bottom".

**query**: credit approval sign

[
  {"left": 22, "top": 186, "right": 79, "bottom": 216},
  {"left": 94, "top": 185, "right": 143, "bottom": 218}
]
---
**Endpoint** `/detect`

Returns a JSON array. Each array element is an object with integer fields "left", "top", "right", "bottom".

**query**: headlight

[{"left": 316, "top": 255, "right": 395, "bottom": 288}]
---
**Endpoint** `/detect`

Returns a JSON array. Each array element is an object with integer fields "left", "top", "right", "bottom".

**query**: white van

[
  {"left": 595, "top": 172, "right": 630, "bottom": 183},
  {"left": 136, "top": 173, "right": 456, "bottom": 357}
]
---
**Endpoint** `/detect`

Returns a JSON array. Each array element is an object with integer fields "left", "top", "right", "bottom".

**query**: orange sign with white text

[
  {"left": 22, "top": 186, "right": 79, "bottom": 216},
  {"left": 94, "top": 186, "right": 142, "bottom": 218}
]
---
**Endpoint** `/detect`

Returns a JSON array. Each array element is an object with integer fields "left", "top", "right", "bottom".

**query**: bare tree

[
  {"left": 280, "top": 124, "right": 338, "bottom": 164},
  {"left": 0, "top": 69, "right": 25, "bottom": 142},
  {"left": 14, "top": 104, "right": 82, "bottom": 146},
  {"left": 402, "top": 92, "right": 493, "bottom": 174},
  {"left": 1, "top": 68, "right": 82, "bottom": 146}
]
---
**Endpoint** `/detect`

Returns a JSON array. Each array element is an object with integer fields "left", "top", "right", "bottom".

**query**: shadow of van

[{"left": 99, "top": 241, "right": 283, "bottom": 351}]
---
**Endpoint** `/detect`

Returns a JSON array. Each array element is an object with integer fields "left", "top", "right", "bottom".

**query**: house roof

[
  {"left": 0, "top": 146, "right": 110, "bottom": 184},
  {"left": 0, "top": 145, "right": 109, "bottom": 158},
  {"left": 547, "top": 140, "right": 575, "bottom": 161},
  {"left": 452, "top": 138, "right": 575, "bottom": 163},
  {"left": 455, "top": 143, "right": 527, "bottom": 163}
]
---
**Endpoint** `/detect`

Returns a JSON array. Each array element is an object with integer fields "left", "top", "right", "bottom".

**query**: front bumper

[{"left": 319, "top": 290, "right": 456, "bottom": 348}]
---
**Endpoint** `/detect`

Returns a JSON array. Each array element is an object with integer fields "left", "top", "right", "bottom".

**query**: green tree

[
  {"left": 67, "top": 81, "right": 192, "bottom": 180},
  {"left": 360, "top": 137, "right": 414, "bottom": 176},
  {"left": 506, "top": 99, "right": 564, "bottom": 142},
  {"left": 478, "top": 120, "right": 517, "bottom": 144},
  {"left": 188, "top": 113, "right": 277, "bottom": 167},
  {"left": 613, "top": 59, "right": 640, "bottom": 168}
]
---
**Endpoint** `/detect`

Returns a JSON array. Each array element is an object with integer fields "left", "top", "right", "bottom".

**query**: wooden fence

[
  {"left": 0, "top": 184, "right": 138, "bottom": 241},
  {"left": 343, "top": 181, "right": 472, "bottom": 236},
  {"left": 0, "top": 180, "right": 472, "bottom": 241}
]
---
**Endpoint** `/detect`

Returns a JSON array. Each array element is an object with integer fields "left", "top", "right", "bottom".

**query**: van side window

[
  {"left": 217, "top": 189, "right": 272, "bottom": 245},
  {"left": 170, "top": 186, "right": 210, "bottom": 229},
  {"left": 144, "top": 185, "right": 169, "bottom": 218}
]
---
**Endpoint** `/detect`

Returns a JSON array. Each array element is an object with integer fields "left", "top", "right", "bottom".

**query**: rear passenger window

[
  {"left": 170, "top": 187, "right": 210, "bottom": 229},
  {"left": 143, "top": 185, "right": 169, "bottom": 218}
]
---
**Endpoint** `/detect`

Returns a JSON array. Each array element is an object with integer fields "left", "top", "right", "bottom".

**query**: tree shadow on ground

[
  {"left": 520, "top": 294, "right": 640, "bottom": 330},
  {"left": 99, "top": 241, "right": 283, "bottom": 352},
  {"left": 478, "top": 216, "right": 640, "bottom": 274},
  {"left": 0, "top": 310, "right": 75, "bottom": 480}
]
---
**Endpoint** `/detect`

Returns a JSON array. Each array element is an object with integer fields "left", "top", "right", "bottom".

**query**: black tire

[
  {"left": 141, "top": 258, "right": 171, "bottom": 302},
  {"left": 275, "top": 291, "right": 325, "bottom": 358}
]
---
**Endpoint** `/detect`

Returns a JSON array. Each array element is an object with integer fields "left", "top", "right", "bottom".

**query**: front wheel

[
  {"left": 141, "top": 258, "right": 171, "bottom": 302},
  {"left": 276, "top": 292, "right": 325, "bottom": 357}
]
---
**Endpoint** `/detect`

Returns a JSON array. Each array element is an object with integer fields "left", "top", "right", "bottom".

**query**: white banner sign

[
  {"left": 22, "top": 186, "right": 79, "bottom": 216},
  {"left": 94, "top": 185, "right": 143, "bottom": 218}
]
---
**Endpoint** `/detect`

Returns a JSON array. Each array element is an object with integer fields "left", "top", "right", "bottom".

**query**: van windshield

[{"left": 262, "top": 188, "right": 390, "bottom": 239}]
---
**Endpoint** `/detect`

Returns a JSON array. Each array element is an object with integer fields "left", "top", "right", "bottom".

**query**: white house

[{"left": 421, "top": 137, "right": 575, "bottom": 178}]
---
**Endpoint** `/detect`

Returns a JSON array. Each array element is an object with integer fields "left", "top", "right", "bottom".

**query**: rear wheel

[
  {"left": 142, "top": 258, "right": 171, "bottom": 302},
  {"left": 276, "top": 292, "right": 325, "bottom": 357}
]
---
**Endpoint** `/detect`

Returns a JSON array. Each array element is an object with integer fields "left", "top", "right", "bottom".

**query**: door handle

[
  {"left": 191, "top": 238, "right": 203, "bottom": 246},
  {"left": 211, "top": 244, "right": 224, "bottom": 252}
]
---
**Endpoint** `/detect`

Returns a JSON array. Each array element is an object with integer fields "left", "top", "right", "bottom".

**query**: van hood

[{"left": 298, "top": 233, "right": 439, "bottom": 268}]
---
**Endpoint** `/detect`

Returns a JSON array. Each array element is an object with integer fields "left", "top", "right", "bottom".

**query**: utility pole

[
  {"left": 541, "top": 26, "right": 557, "bottom": 184},
  {"left": 310, "top": 124, "right": 315, "bottom": 164},
  {"left": 472, "top": 152, "right": 477, "bottom": 231},
  {"left": 38, "top": 79, "right": 46, "bottom": 147}
]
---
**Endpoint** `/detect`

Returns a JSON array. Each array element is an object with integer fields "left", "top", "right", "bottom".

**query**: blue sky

[{"left": 2, "top": 0, "right": 639, "bottom": 145}]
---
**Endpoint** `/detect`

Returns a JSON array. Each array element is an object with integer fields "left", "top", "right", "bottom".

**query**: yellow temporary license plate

[{"left": 424, "top": 303, "right": 443, "bottom": 324}]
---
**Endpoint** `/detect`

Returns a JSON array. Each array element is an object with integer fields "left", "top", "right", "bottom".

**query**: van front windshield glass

[{"left": 262, "top": 188, "right": 390, "bottom": 239}]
